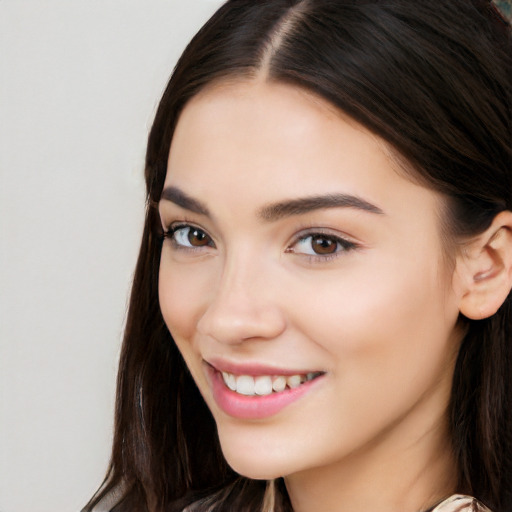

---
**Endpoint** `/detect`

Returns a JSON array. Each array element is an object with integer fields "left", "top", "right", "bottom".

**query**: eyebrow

[
  {"left": 258, "top": 193, "right": 384, "bottom": 221},
  {"left": 160, "top": 186, "right": 210, "bottom": 216},
  {"left": 159, "top": 186, "right": 384, "bottom": 220}
]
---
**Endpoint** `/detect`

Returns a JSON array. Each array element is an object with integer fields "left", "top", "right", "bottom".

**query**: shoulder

[{"left": 431, "top": 495, "right": 493, "bottom": 512}]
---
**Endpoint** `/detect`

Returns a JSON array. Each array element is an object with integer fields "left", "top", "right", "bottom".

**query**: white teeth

[
  {"left": 272, "top": 376, "right": 287, "bottom": 392},
  {"left": 222, "top": 371, "right": 237, "bottom": 391},
  {"left": 287, "top": 375, "right": 302, "bottom": 388},
  {"left": 221, "top": 371, "right": 322, "bottom": 396},
  {"left": 236, "top": 375, "right": 255, "bottom": 395},
  {"left": 254, "top": 376, "right": 273, "bottom": 396}
]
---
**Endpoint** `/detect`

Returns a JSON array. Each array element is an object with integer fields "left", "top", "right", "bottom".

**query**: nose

[{"left": 196, "top": 254, "right": 287, "bottom": 345}]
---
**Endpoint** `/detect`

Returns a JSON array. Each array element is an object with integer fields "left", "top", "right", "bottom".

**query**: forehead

[{"left": 165, "top": 80, "right": 442, "bottom": 225}]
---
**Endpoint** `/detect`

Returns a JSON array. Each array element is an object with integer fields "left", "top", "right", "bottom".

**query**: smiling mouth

[{"left": 220, "top": 371, "right": 325, "bottom": 396}]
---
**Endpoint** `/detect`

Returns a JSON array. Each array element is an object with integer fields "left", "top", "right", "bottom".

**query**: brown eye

[
  {"left": 171, "top": 226, "right": 213, "bottom": 248},
  {"left": 188, "top": 228, "right": 210, "bottom": 246},
  {"left": 290, "top": 232, "right": 356, "bottom": 259},
  {"left": 310, "top": 235, "right": 338, "bottom": 255}
]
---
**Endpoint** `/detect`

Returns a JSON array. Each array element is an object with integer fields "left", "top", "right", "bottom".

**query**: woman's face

[{"left": 158, "top": 81, "right": 463, "bottom": 482}]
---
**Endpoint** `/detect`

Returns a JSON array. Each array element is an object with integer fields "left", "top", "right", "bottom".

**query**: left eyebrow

[{"left": 258, "top": 193, "right": 384, "bottom": 221}]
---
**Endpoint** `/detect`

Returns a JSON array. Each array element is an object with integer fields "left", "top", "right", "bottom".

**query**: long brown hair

[{"left": 84, "top": 1, "right": 512, "bottom": 511}]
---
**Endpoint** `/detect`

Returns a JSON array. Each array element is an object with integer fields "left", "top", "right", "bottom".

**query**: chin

[
  {"left": 220, "top": 436, "right": 310, "bottom": 480},
  {"left": 218, "top": 431, "right": 293, "bottom": 480},
  {"left": 224, "top": 455, "right": 286, "bottom": 481}
]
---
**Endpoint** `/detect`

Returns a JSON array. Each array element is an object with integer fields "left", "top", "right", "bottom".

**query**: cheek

[
  {"left": 279, "top": 257, "right": 461, "bottom": 452},
  {"left": 158, "top": 254, "right": 210, "bottom": 345},
  {"left": 293, "top": 253, "right": 459, "bottom": 384}
]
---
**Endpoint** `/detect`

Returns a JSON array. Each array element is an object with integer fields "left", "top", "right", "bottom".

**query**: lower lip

[{"left": 207, "top": 365, "right": 324, "bottom": 420}]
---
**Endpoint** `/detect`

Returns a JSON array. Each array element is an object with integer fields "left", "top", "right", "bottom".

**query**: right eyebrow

[{"left": 159, "top": 186, "right": 210, "bottom": 217}]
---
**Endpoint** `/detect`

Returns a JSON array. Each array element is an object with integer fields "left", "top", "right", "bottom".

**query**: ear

[{"left": 456, "top": 211, "right": 512, "bottom": 320}]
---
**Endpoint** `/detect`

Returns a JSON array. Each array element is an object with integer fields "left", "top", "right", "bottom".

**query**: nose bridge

[{"left": 197, "top": 244, "right": 286, "bottom": 344}]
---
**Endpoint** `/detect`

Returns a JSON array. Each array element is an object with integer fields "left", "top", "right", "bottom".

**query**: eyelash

[
  {"left": 163, "top": 222, "right": 358, "bottom": 262},
  {"left": 287, "top": 229, "right": 358, "bottom": 263},
  {"left": 163, "top": 223, "right": 216, "bottom": 252}
]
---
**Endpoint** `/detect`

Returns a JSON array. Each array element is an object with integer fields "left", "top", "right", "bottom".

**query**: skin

[{"left": 158, "top": 80, "right": 466, "bottom": 512}]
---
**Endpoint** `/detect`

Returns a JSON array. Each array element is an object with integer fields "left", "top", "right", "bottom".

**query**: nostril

[{"left": 196, "top": 298, "right": 286, "bottom": 345}]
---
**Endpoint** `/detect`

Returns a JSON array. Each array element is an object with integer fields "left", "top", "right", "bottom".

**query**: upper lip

[{"left": 205, "top": 357, "right": 324, "bottom": 376}]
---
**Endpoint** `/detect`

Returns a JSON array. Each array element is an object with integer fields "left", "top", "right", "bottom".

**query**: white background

[{"left": 0, "top": 2, "right": 224, "bottom": 511}]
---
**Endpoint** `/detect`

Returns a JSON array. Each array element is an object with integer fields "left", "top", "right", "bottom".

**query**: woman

[{"left": 84, "top": 1, "right": 512, "bottom": 511}]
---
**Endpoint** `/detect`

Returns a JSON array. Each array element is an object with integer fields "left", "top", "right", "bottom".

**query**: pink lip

[
  {"left": 206, "top": 357, "right": 317, "bottom": 377},
  {"left": 205, "top": 363, "right": 325, "bottom": 420}
]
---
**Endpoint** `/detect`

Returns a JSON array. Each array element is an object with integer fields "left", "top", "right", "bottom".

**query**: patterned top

[
  {"left": 91, "top": 490, "right": 493, "bottom": 511},
  {"left": 493, "top": 0, "right": 511, "bottom": 23},
  {"left": 431, "top": 495, "right": 493, "bottom": 512}
]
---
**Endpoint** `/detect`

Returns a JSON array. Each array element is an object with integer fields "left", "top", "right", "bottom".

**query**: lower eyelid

[{"left": 303, "top": 253, "right": 342, "bottom": 264}]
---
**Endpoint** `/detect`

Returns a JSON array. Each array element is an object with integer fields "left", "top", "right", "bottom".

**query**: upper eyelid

[
  {"left": 290, "top": 232, "right": 357, "bottom": 250},
  {"left": 166, "top": 223, "right": 212, "bottom": 239},
  {"left": 289, "top": 226, "right": 359, "bottom": 245},
  {"left": 163, "top": 218, "right": 210, "bottom": 234},
  {"left": 163, "top": 222, "right": 353, "bottom": 238}
]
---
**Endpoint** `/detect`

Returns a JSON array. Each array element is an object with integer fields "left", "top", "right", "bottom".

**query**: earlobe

[{"left": 457, "top": 211, "right": 512, "bottom": 320}]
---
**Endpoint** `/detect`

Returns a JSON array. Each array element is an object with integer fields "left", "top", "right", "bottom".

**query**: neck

[{"left": 284, "top": 409, "right": 457, "bottom": 512}]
